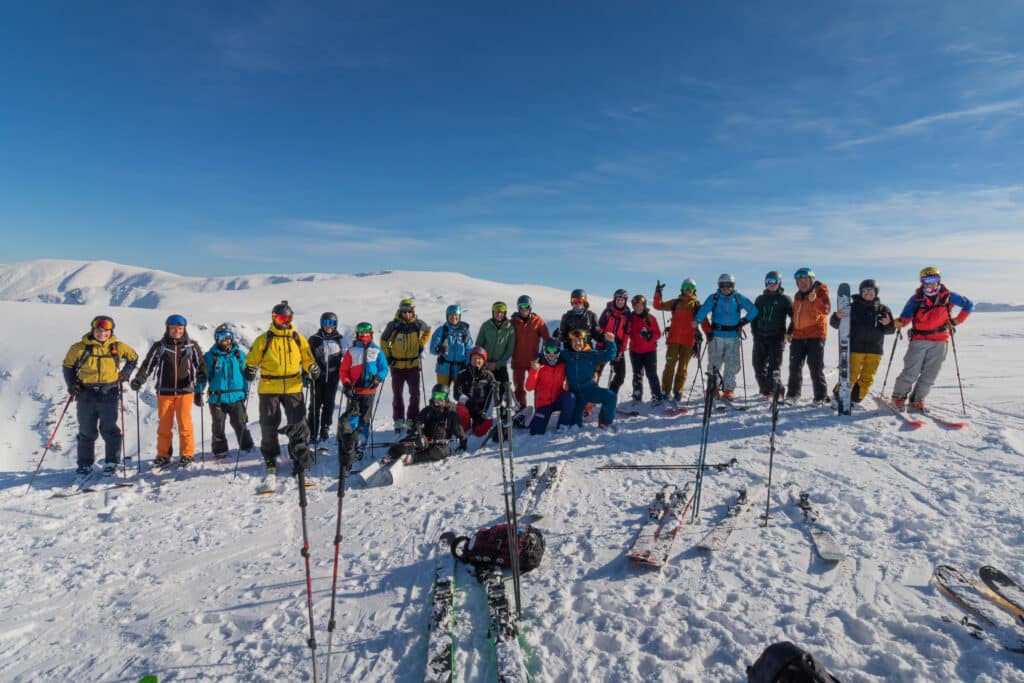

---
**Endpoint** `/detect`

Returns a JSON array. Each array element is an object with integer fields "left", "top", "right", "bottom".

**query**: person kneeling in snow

[
  {"left": 526, "top": 338, "right": 576, "bottom": 435},
  {"left": 453, "top": 346, "right": 498, "bottom": 438},
  {"left": 388, "top": 384, "right": 466, "bottom": 463},
  {"left": 562, "top": 330, "right": 618, "bottom": 428}
]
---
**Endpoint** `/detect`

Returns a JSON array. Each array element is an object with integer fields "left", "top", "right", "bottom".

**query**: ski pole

[
  {"left": 135, "top": 391, "right": 142, "bottom": 475},
  {"left": 199, "top": 399, "right": 206, "bottom": 464},
  {"left": 119, "top": 385, "right": 128, "bottom": 478},
  {"left": 26, "top": 395, "right": 75, "bottom": 493},
  {"left": 598, "top": 458, "right": 737, "bottom": 471},
  {"left": 949, "top": 328, "right": 967, "bottom": 416},
  {"left": 310, "top": 381, "right": 319, "bottom": 464},
  {"left": 739, "top": 332, "right": 749, "bottom": 406},
  {"left": 685, "top": 339, "right": 707, "bottom": 403},
  {"left": 323, "top": 467, "right": 346, "bottom": 682},
  {"left": 502, "top": 384, "right": 523, "bottom": 621},
  {"left": 879, "top": 330, "right": 902, "bottom": 397},
  {"left": 495, "top": 389, "right": 523, "bottom": 621},
  {"left": 294, "top": 467, "right": 319, "bottom": 682},
  {"left": 763, "top": 371, "right": 783, "bottom": 527},
  {"left": 691, "top": 368, "right": 720, "bottom": 522}
]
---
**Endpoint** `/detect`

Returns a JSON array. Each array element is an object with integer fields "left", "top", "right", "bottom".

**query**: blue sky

[{"left": 2, "top": 2, "right": 1023, "bottom": 303}]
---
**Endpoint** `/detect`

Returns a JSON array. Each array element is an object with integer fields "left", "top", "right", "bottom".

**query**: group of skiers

[{"left": 60, "top": 266, "right": 972, "bottom": 481}]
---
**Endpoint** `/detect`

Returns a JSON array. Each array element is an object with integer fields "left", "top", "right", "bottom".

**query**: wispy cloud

[{"left": 833, "top": 100, "right": 1024, "bottom": 149}]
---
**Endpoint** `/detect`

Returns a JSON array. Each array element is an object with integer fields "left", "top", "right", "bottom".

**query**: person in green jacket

[{"left": 476, "top": 301, "right": 517, "bottom": 404}]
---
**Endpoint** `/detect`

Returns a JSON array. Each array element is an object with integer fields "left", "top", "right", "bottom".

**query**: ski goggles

[
  {"left": 543, "top": 341, "right": 561, "bottom": 354},
  {"left": 431, "top": 389, "right": 449, "bottom": 402},
  {"left": 321, "top": 318, "right": 337, "bottom": 328},
  {"left": 570, "top": 297, "right": 586, "bottom": 306},
  {"left": 920, "top": 275, "right": 940, "bottom": 286},
  {"left": 718, "top": 283, "right": 735, "bottom": 290},
  {"left": 91, "top": 317, "right": 114, "bottom": 331},
  {"left": 765, "top": 277, "right": 781, "bottom": 286},
  {"left": 166, "top": 314, "right": 187, "bottom": 327},
  {"left": 517, "top": 302, "right": 531, "bottom": 310},
  {"left": 214, "top": 330, "right": 234, "bottom": 341},
  {"left": 272, "top": 313, "right": 293, "bottom": 325},
  {"left": 492, "top": 303, "right": 508, "bottom": 314},
  {"left": 568, "top": 329, "right": 589, "bottom": 340}
]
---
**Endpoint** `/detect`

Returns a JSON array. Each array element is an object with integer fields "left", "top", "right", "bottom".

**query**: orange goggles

[
  {"left": 272, "top": 313, "right": 293, "bottom": 325},
  {"left": 92, "top": 317, "right": 114, "bottom": 331}
]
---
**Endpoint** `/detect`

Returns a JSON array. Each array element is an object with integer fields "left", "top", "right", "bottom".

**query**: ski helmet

[
  {"left": 793, "top": 267, "right": 815, "bottom": 281},
  {"left": 469, "top": 345, "right": 487, "bottom": 361},
  {"left": 430, "top": 383, "right": 449, "bottom": 402},
  {"left": 718, "top": 273, "right": 736, "bottom": 287},
  {"left": 542, "top": 338, "right": 562, "bottom": 354},
  {"left": 570, "top": 288, "right": 587, "bottom": 303},
  {"left": 613, "top": 288, "right": 628, "bottom": 300},
  {"left": 516, "top": 295, "right": 532, "bottom": 310},
  {"left": 398, "top": 298, "right": 415, "bottom": 313},
  {"left": 631, "top": 294, "right": 647, "bottom": 307},
  {"left": 764, "top": 271, "right": 782, "bottom": 286},
  {"left": 919, "top": 266, "right": 941, "bottom": 281},
  {"left": 446, "top": 304, "right": 462, "bottom": 319},
  {"left": 272, "top": 300, "right": 293, "bottom": 317},
  {"left": 91, "top": 315, "right": 115, "bottom": 331},
  {"left": 680, "top": 278, "right": 697, "bottom": 293},
  {"left": 492, "top": 301, "right": 508, "bottom": 314},
  {"left": 320, "top": 312, "right": 338, "bottom": 328},
  {"left": 355, "top": 322, "right": 373, "bottom": 339},
  {"left": 165, "top": 314, "right": 187, "bottom": 327},
  {"left": 214, "top": 323, "right": 234, "bottom": 341},
  {"left": 858, "top": 279, "right": 879, "bottom": 295}
]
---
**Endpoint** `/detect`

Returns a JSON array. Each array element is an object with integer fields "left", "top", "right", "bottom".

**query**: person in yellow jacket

[
  {"left": 62, "top": 315, "right": 139, "bottom": 476},
  {"left": 380, "top": 298, "right": 431, "bottom": 433},
  {"left": 243, "top": 301, "right": 319, "bottom": 474}
]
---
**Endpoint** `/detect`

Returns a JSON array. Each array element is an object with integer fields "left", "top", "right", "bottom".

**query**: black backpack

[
  {"left": 747, "top": 642, "right": 840, "bottom": 683},
  {"left": 446, "top": 524, "right": 546, "bottom": 573}
]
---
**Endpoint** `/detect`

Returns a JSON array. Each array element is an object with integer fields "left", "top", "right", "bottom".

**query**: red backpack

[{"left": 447, "top": 524, "right": 546, "bottom": 572}]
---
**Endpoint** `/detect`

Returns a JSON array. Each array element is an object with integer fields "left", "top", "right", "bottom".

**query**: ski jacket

[
  {"left": 652, "top": 291, "right": 701, "bottom": 346},
  {"left": 626, "top": 311, "right": 661, "bottom": 355},
  {"left": 560, "top": 340, "right": 617, "bottom": 392},
  {"left": 196, "top": 343, "right": 249, "bottom": 404},
  {"left": 897, "top": 285, "right": 973, "bottom": 342},
  {"left": 753, "top": 289, "right": 793, "bottom": 339},
  {"left": 412, "top": 404, "right": 466, "bottom": 445},
  {"left": 789, "top": 281, "right": 831, "bottom": 341},
  {"left": 525, "top": 360, "right": 569, "bottom": 409},
  {"left": 829, "top": 296, "right": 895, "bottom": 355},
  {"left": 453, "top": 365, "right": 497, "bottom": 417},
  {"left": 339, "top": 341, "right": 390, "bottom": 395},
  {"left": 599, "top": 302, "right": 632, "bottom": 356},
  {"left": 477, "top": 318, "right": 516, "bottom": 367},
  {"left": 135, "top": 334, "right": 206, "bottom": 396},
  {"left": 695, "top": 291, "right": 758, "bottom": 339},
  {"left": 63, "top": 334, "right": 139, "bottom": 389},
  {"left": 430, "top": 321, "right": 474, "bottom": 377},
  {"left": 308, "top": 329, "right": 344, "bottom": 381},
  {"left": 511, "top": 312, "right": 551, "bottom": 369},
  {"left": 381, "top": 313, "right": 430, "bottom": 370},
  {"left": 245, "top": 324, "right": 316, "bottom": 396},
  {"left": 557, "top": 307, "right": 602, "bottom": 344}
]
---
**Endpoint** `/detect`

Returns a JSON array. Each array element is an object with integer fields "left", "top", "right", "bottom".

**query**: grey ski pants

[
  {"left": 708, "top": 336, "right": 742, "bottom": 390},
  {"left": 892, "top": 339, "right": 948, "bottom": 401}
]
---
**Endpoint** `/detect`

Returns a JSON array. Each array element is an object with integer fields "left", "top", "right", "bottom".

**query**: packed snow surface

[{"left": 1, "top": 260, "right": 1022, "bottom": 682}]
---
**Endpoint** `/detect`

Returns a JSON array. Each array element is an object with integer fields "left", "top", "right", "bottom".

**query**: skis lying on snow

[
  {"left": 615, "top": 409, "right": 641, "bottom": 418},
  {"left": 715, "top": 398, "right": 748, "bottom": 412},
  {"left": 665, "top": 405, "right": 689, "bottom": 416},
  {"left": 978, "top": 566, "right": 1024, "bottom": 618},
  {"left": 255, "top": 472, "right": 316, "bottom": 495},
  {"left": 476, "top": 565, "right": 529, "bottom": 682},
  {"left": 424, "top": 535, "right": 457, "bottom": 683},
  {"left": 516, "top": 462, "right": 565, "bottom": 524},
  {"left": 627, "top": 482, "right": 696, "bottom": 569},
  {"left": 873, "top": 395, "right": 926, "bottom": 429},
  {"left": 352, "top": 454, "right": 412, "bottom": 487},
  {"left": 793, "top": 491, "right": 846, "bottom": 562},
  {"left": 933, "top": 564, "right": 1024, "bottom": 652},
  {"left": 697, "top": 482, "right": 765, "bottom": 551}
]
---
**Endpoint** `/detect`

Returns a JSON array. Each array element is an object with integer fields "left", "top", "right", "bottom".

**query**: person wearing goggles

[
  {"left": 387, "top": 383, "right": 467, "bottom": 463},
  {"left": 890, "top": 267, "right": 974, "bottom": 410},
  {"left": 452, "top": 346, "right": 499, "bottom": 443},
  {"left": 785, "top": 267, "right": 831, "bottom": 406},
  {"left": 380, "top": 299, "right": 432, "bottom": 435},
  {"left": 510, "top": 294, "right": 551, "bottom": 424},
  {"left": 525, "top": 339, "right": 576, "bottom": 434},
  {"left": 562, "top": 330, "right": 619, "bottom": 429},
  {"left": 241, "top": 301, "right": 318, "bottom": 475},
  {"left": 828, "top": 280, "right": 894, "bottom": 406},
  {"left": 626, "top": 294, "right": 664, "bottom": 404},
  {"left": 305, "top": 312, "right": 344, "bottom": 444},
  {"left": 653, "top": 278, "right": 703, "bottom": 404},
  {"left": 338, "top": 321, "right": 390, "bottom": 474},
  {"left": 693, "top": 274, "right": 758, "bottom": 404},
  {"left": 62, "top": 315, "right": 139, "bottom": 477},
  {"left": 430, "top": 304, "right": 474, "bottom": 388},
  {"left": 598, "top": 289, "right": 632, "bottom": 399},
  {"left": 751, "top": 271, "right": 793, "bottom": 400},
  {"left": 557, "top": 288, "right": 601, "bottom": 345},
  {"left": 195, "top": 323, "right": 255, "bottom": 458},
  {"left": 131, "top": 313, "right": 207, "bottom": 468},
  {"left": 476, "top": 302, "right": 516, "bottom": 402}
]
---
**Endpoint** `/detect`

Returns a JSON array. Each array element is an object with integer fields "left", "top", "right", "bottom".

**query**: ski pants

[
  {"left": 339, "top": 393, "right": 375, "bottom": 470},
  {"left": 258, "top": 393, "right": 307, "bottom": 466},
  {"left": 830, "top": 352, "right": 882, "bottom": 402},
  {"left": 752, "top": 334, "right": 785, "bottom": 395},
  {"left": 892, "top": 340, "right": 948, "bottom": 402},
  {"left": 390, "top": 367, "right": 422, "bottom": 422},
  {"left": 787, "top": 338, "right": 827, "bottom": 401},
  {"left": 708, "top": 336, "right": 742, "bottom": 391},
  {"left": 605, "top": 354, "right": 627, "bottom": 395},
  {"left": 629, "top": 351, "right": 660, "bottom": 401},
  {"left": 511, "top": 365, "right": 530, "bottom": 410},
  {"left": 456, "top": 403, "right": 493, "bottom": 437},
  {"left": 76, "top": 387, "right": 121, "bottom": 468},
  {"left": 210, "top": 400, "right": 254, "bottom": 455},
  {"left": 157, "top": 394, "right": 195, "bottom": 458},
  {"left": 529, "top": 392, "right": 577, "bottom": 435},
  {"left": 307, "top": 376, "right": 339, "bottom": 440},
  {"left": 661, "top": 342, "right": 694, "bottom": 396},
  {"left": 570, "top": 384, "right": 617, "bottom": 426}
]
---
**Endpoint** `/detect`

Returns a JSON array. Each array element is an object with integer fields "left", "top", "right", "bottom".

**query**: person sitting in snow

[
  {"left": 452, "top": 346, "right": 498, "bottom": 439},
  {"left": 526, "top": 338, "right": 576, "bottom": 435},
  {"left": 561, "top": 330, "right": 618, "bottom": 429},
  {"left": 387, "top": 383, "right": 467, "bottom": 463}
]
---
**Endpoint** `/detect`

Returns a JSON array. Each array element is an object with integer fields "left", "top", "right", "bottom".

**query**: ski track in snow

[{"left": 2, "top": 278, "right": 1024, "bottom": 682}]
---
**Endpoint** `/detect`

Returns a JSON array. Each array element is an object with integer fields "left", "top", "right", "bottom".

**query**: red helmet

[{"left": 469, "top": 345, "right": 488, "bottom": 361}]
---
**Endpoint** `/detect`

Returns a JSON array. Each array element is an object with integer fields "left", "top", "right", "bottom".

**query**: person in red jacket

[
  {"left": 525, "top": 339, "right": 576, "bottom": 434},
  {"left": 786, "top": 267, "right": 831, "bottom": 405},
  {"left": 510, "top": 294, "right": 551, "bottom": 420},
  {"left": 598, "top": 288, "right": 632, "bottom": 397},
  {"left": 626, "top": 295, "right": 663, "bottom": 404}
]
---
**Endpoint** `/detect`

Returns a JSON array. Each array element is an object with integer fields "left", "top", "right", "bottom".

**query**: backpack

[
  {"left": 448, "top": 524, "right": 546, "bottom": 572},
  {"left": 747, "top": 641, "right": 841, "bottom": 683}
]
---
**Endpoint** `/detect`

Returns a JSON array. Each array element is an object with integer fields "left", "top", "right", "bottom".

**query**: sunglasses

[
  {"left": 321, "top": 319, "right": 337, "bottom": 328},
  {"left": 166, "top": 315, "right": 187, "bottom": 327},
  {"left": 92, "top": 318, "right": 114, "bottom": 331},
  {"left": 214, "top": 330, "right": 233, "bottom": 341},
  {"left": 272, "top": 313, "right": 293, "bottom": 324},
  {"left": 431, "top": 390, "right": 449, "bottom": 402}
]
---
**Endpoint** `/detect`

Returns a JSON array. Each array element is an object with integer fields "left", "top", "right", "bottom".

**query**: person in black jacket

[
  {"left": 131, "top": 314, "right": 207, "bottom": 467},
  {"left": 829, "top": 279, "right": 894, "bottom": 402},
  {"left": 751, "top": 271, "right": 793, "bottom": 399},
  {"left": 557, "top": 288, "right": 602, "bottom": 343},
  {"left": 452, "top": 346, "right": 498, "bottom": 437},
  {"left": 387, "top": 384, "right": 467, "bottom": 463},
  {"left": 306, "top": 312, "right": 344, "bottom": 443}
]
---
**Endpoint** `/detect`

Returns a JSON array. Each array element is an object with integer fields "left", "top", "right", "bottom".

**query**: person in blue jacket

[
  {"left": 195, "top": 323, "right": 255, "bottom": 457},
  {"left": 561, "top": 330, "right": 619, "bottom": 428},
  {"left": 692, "top": 274, "right": 758, "bottom": 400},
  {"left": 430, "top": 304, "right": 474, "bottom": 388}
]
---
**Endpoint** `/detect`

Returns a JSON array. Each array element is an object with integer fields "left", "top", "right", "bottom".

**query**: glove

[
  {"left": 655, "top": 280, "right": 665, "bottom": 295},
  {"left": 243, "top": 366, "right": 258, "bottom": 382},
  {"left": 193, "top": 393, "right": 204, "bottom": 407},
  {"left": 343, "top": 384, "right": 356, "bottom": 399},
  {"left": 414, "top": 434, "right": 429, "bottom": 450},
  {"left": 129, "top": 378, "right": 142, "bottom": 392},
  {"left": 118, "top": 370, "right": 131, "bottom": 383},
  {"left": 308, "top": 364, "right": 321, "bottom": 381},
  {"left": 67, "top": 382, "right": 82, "bottom": 397},
  {"left": 640, "top": 328, "right": 652, "bottom": 340},
  {"left": 438, "top": 342, "right": 448, "bottom": 356}
]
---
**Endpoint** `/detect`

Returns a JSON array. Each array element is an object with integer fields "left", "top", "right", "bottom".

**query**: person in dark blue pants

[{"left": 561, "top": 330, "right": 618, "bottom": 428}]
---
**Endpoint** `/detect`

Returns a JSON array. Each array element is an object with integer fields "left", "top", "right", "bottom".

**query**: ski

[
  {"left": 52, "top": 480, "right": 134, "bottom": 498},
  {"left": 354, "top": 454, "right": 412, "bottom": 487},
  {"left": 628, "top": 482, "right": 695, "bottom": 569},
  {"left": 873, "top": 394, "right": 925, "bottom": 430},
  {"left": 716, "top": 399, "right": 748, "bottom": 412},
  {"left": 913, "top": 407, "right": 970, "bottom": 430},
  {"left": 979, "top": 565, "right": 1024, "bottom": 617},
  {"left": 794, "top": 491, "right": 846, "bottom": 562},
  {"left": 697, "top": 482, "right": 765, "bottom": 551},
  {"left": 836, "top": 282, "right": 852, "bottom": 416},
  {"left": 424, "top": 535, "right": 457, "bottom": 683},
  {"left": 477, "top": 565, "right": 529, "bottom": 682},
  {"left": 664, "top": 405, "right": 689, "bottom": 416},
  {"left": 517, "top": 462, "right": 565, "bottom": 524},
  {"left": 615, "top": 409, "right": 641, "bottom": 418},
  {"left": 933, "top": 564, "right": 1024, "bottom": 652}
]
